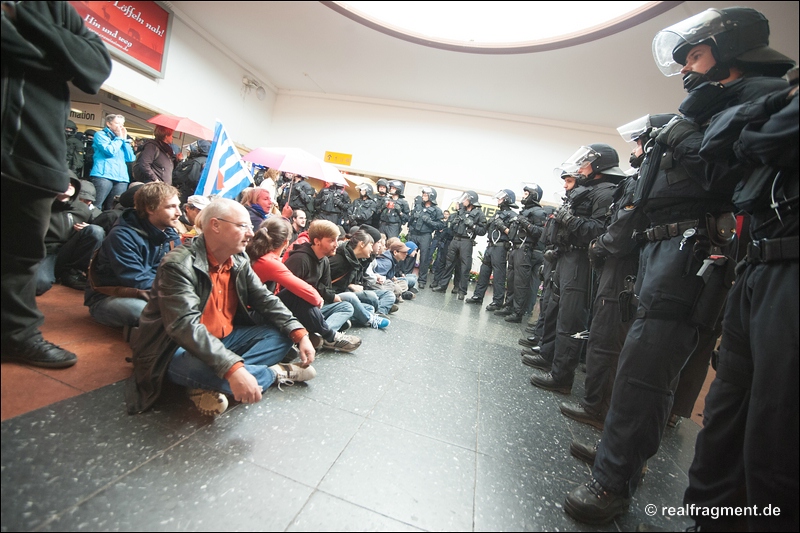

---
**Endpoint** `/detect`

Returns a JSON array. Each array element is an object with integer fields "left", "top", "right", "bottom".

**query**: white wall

[
  {"left": 268, "top": 92, "right": 633, "bottom": 204},
  {"left": 100, "top": 15, "right": 277, "bottom": 149}
]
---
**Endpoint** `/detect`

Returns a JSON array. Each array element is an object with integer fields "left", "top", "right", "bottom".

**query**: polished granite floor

[{"left": 1, "top": 283, "right": 704, "bottom": 532}]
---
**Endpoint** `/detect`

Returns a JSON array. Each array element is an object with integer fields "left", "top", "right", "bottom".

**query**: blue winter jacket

[
  {"left": 90, "top": 126, "right": 135, "bottom": 182},
  {"left": 85, "top": 208, "right": 180, "bottom": 306}
]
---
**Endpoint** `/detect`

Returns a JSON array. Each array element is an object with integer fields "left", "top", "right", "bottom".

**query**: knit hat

[{"left": 404, "top": 241, "right": 418, "bottom": 255}]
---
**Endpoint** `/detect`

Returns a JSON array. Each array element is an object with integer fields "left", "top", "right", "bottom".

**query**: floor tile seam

[
  {"left": 361, "top": 416, "right": 480, "bottom": 454},
  {"left": 28, "top": 432, "right": 198, "bottom": 533},
  {"left": 305, "top": 488, "right": 429, "bottom": 532}
]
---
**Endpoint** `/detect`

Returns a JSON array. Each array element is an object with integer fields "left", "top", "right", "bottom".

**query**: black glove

[
  {"left": 656, "top": 117, "right": 699, "bottom": 148},
  {"left": 554, "top": 206, "right": 573, "bottom": 225}
]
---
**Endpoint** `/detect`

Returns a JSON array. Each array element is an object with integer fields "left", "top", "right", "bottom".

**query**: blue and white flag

[{"left": 194, "top": 122, "right": 253, "bottom": 199}]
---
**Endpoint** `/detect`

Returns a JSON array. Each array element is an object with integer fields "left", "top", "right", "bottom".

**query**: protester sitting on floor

[
  {"left": 247, "top": 216, "right": 344, "bottom": 351},
  {"left": 240, "top": 186, "right": 273, "bottom": 230},
  {"left": 177, "top": 194, "right": 211, "bottom": 244},
  {"left": 282, "top": 219, "right": 362, "bottom": 352},
  {"left": 85, "top": 182, "right": 182, "bottom": 331},
  {"left": 329, "top": 228, "right": 391, "bottom": 329},
  {"left": 36, "top": 175, "right": 105, "bottom": 295},
  {"left": 77, "top": 179, "right": 101, "bottom": 221},
  {"left": 374, "top": 237, "right": 418, "bottom": 300},
  {"left": 125, "top": 198, "right": 316, "bottom": 417}
]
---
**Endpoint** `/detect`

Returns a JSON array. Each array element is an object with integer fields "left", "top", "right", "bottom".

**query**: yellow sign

[{"left": 324, "top": 151, "right": 352, "bottom": 166}]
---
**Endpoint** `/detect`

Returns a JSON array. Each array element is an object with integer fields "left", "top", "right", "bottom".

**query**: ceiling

[{"left": 170, "top": 1, "right": 799, "bottom": 131}]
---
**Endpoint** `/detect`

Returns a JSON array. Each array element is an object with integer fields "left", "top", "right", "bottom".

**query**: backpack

[{"left": 172, "top": 156, "right": 206, "bottom": 202}]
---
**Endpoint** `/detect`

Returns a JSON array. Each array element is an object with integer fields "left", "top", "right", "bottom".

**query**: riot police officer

[
  {"left": 498, "top": 185, "right": 546, "bottom": 320},
  {"left": 466, "top": 189, "right": 517, "bottom": 310},
  {"left": 407, "top": 186, "right": 445, "bottom": 289},
  {"left": 559, "top": 114, "right": 677, "bottom": 431},
  {"left": 431, "top": 191, "right": 487, "bottom": 299},
  {"left": 282, "top": 173, "right": 317, "bottom": 219},
  {"left": 379, "top": 180, "right": 410, "bottom": 239},
  {"left": 65, "top": 120, "right": 84, "bottom": 175},
  {"left": 564, "top": 7, "right": 794, "bottom": 525},
  {"left": 348, "top": 183, "right": 378, "bottom": 228},
  {"left": 683, "top": 75, "right": 798, "bottom": 532},
  {"left": 530, "top": 145, "right": 625, "bottom": 394},
  {"left": 314, "top": 182, "right": 350, "bottom": 225},
  {"left": 371, "top": 178, "right": 390, "bottom": 228}
]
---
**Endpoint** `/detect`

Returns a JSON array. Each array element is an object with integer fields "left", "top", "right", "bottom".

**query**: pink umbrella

[
  {"left": 147, "top": 114, "right": 214, "bottom": 140},
  {"left": 242, "top": 147, "right": 348, "bottom": 185}
]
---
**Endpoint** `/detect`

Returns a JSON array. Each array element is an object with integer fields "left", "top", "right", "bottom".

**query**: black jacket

[
  {"left": 1, "top": 1, "right": 111, "bottom": 194},
  {"left": 329, "top": 242, "right": 364, "bottom": 293},
  {"left": 282, "top": 242, "right": 336, "bottom": 304},
  {"left": 45, "top": 178, "right": 94, "bottom": 253}
]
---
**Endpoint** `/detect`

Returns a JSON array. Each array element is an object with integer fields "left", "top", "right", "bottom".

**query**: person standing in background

[
  {"left": 1, "top": 1, "right": 112, "bottom": 368},
  {"left": 90, "top": 114, "right": 136, "bottom": 210}
]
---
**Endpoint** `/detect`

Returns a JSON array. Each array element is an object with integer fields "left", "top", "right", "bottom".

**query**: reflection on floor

[{"left": 1, "top": 283, "right": 711, "bottom": 531}]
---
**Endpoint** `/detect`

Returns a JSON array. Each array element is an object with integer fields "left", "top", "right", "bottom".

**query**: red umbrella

[{"left": 146, "top": 114, "right": 213, "bottom": 140}]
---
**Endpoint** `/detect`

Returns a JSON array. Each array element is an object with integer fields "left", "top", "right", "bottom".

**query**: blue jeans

[
  {"left": 89, "top": 296, "right": 147, "bottom": 327},
  {"left": 320, "top": 301, "right": 353, "bottom": 332},
  {"left": 357, "top": 289, "right": 395, "bottom": 315},
  {"left": 401, "top": 274, "right": 417, "bottom": 290},
  {"left": 166, "top": 325, "right": 292, "bottom": 393},
  {"left": 91, "top": 177, "right": 129, "bottom": 211},
  {"left": 337, "top": 292, "right": 375, "bottom": 326}
]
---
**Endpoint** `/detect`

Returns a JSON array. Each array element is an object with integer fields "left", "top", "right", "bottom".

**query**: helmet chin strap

[{"left": 682, "top": 63, "right": 731, "bottom": 91}]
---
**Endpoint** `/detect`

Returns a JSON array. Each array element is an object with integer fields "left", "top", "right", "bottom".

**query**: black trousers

[
  {"left": 582, "top": 254, "right": 638, "bottom": 418},
  {"left": 1, "top": 177, "right": 56, "bottom": 346},
  {"left": 549, "top": 249, "right": 592, "bottom": 385},
  {"left": 536, "top": 258, "right": 559, "bottom": 355},
  {"left": 35, "top": 224, "right": 105, "bottom": 296},
  {"left": 408, "top": 232, "right": 433, "bottom": 285},
  {"left": 593, "top": 237, "right": 718, "bottom": 497},
  {"left": 684, "top": 260, "right": 799, "bottom": 532},
  {"left": 379, "top": 222, "right": 402, "bottom": 239},
  {"left": 434, "top": 237, "right": 473, "bottom": 295},
  {"left": 473, "top": 244, "right": 508, "bottom": 305},
  {"left": 525, "top": 250, "right": 545, "bottom": 315},
  {"left": 506, "top": 246, "right": 532, "bottom": 314},
  {"left": 277, "top": 291, "right": 336, "bottom": 342}
]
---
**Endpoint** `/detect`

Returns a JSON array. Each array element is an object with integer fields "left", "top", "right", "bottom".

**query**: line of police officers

[{"left": 509, "top": 7, "right": 797, "bottom": 529}]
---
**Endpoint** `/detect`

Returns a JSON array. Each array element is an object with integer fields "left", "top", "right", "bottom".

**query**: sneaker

[
  {"left": 269, "top": 363, "right": 317, "bottom": 388},
  {"left": 409, "top": 286, "right": 419, "bottom": 294},
  {"left": 340, "top": 319, "right": 352, "bottom": 332},
  {"left": 308, "top": 332, "right": 324, "bottom": 349},
  {"left": 322, "top": 331, "right": 362, "bottom": 353},
  {"left": 188, "top": 388, "right": 228, "bottom": 417},
  {"left": 2, "top": 336, "right": 77, "bottom": 368},
  {"left": 368, "top": 314, "right": 390, "bottom": 329},
  {"left": 402, "top": 291, "right": 415, "bottom": 300},
  {"left": 388, "top": 304, "right": 399, "bottom": 314}
]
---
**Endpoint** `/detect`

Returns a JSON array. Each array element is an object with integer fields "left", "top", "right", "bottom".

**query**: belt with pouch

[
  {"left": 638, "top": 219, "right": 699, "bottom": 243},
  {"left": 746, "top": 235, "right": 799, "bottom": 264}
]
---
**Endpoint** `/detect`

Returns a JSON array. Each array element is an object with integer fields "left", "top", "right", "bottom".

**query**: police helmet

[
  {"left": 356, "top": 183, "right": 374, "bottom": 197},
  {"left": 65, "top": 120, "right": 77, "bottom": 135},
  {"left": 653, "top": 7, "right": 795, "bottom": 78},
  {"left": 559, "top": 144, "right": 626, "bottom": 180},
  {"left": 421, "top": 186, "right": 438, "bottom": 205},
  {"left": 522, "top": 183, "right": 543, "bottom": 204},
  {"left": 493, "top": 189, "right": 516, "bottom": 206},
  {"left": 388, "top": 180, "right": 405, "bottom": 196},
  {"left": 376, "top": 178, "right": 389, "bottom": 193},
  {"left": 459, "top": 190, "right": 481, "bottom": 207},
  {"left": 617, "top": 114, "right": 679, "bottom": 144}
]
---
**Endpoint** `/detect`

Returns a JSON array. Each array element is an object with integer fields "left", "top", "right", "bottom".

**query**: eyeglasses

[{"left": 217, "top": 218, "right": 254, "bottom": 231}]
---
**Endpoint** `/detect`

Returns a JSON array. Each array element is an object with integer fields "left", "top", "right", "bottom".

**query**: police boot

[
  {"left": 504, "top": 313, "right": 523, "bottom": 323},
  {"left": 485, "top": 302, "right": 502, "bottom": 312},
  {"left": 493, "top": 306, "right": 514, "bottom": 317},
  {"left": 521, "top": 353, "right": 551, "bottom": 371},
  {"left": 560, "top": 401, "right": 605, "bottom": 430},
  {"left": 564, "top": 479, "right": 630, "bottom": 525},
  {"left": 519, "top": 335, "right": 540, "bottom": 348},
  {"left": 465, "top": 295, "right": 482, "bottom": 304},
  {"left": 529, "top": 370, "right": 572, "bottom": 394},
  {"left": 430, "top": 285, "right": 446, "bottom": 293}
]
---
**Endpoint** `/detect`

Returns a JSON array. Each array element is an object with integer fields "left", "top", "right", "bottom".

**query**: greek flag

[{"left": 194, "top": 122, "right": 253, "bottom": 199}]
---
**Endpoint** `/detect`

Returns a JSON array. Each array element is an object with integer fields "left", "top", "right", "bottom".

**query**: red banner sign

[{"left": 69, "top": 1, "right": 172, "bottom": 78}]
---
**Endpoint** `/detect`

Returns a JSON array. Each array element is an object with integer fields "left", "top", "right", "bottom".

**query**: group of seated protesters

[{"left": 39, "top": 179, "right": 423, "bottom": 416}]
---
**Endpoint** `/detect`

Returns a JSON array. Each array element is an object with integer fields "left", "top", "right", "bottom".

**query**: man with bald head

[{"left": 125, "top": 198, "right": 317, "bottom": 417}]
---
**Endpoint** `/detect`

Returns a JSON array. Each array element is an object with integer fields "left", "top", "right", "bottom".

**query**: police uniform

[
  {"left": 407, "top": 188, "right": 445, "bottom": 288},
  {"left": 503, "top": 195, "right": 546, "bottom": 318},
  {"left": 432, "top": 194, "right": 487, "bottom": 297},
  {"left": 683, "top": 82, "right": 798, "bottom": 531},
  {"left": 469, "top": 192, "right": 517, "bottom": 308},
  {"left": 314, "top": 184, "right": 350, "bottom": 225},
  {"left": 378, "top": 181, "right": 410, "bottom": 239}
]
